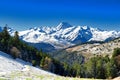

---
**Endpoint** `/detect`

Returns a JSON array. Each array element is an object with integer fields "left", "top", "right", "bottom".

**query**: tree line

[{"left": 62, "top": 47, "right": 120, "bottom": 79}]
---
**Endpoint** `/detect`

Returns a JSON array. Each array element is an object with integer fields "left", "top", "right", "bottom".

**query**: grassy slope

[{"left": 0, "top": 71, "right": 102, "bottom": 80}]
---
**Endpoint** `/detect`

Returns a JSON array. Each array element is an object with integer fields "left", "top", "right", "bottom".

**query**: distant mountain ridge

[{"left": 0, "top": 22, "right": 120, "bottom": 51}]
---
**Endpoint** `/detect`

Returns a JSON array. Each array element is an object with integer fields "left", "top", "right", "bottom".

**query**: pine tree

[
  {"left": 32, "top": 60, "right": 36, "bottom": 66},
  {"left": 2, "top": 25, "right": 10, "bottom": 52},
  {"left": 13, "top": 31, "right": 20, "bottom": 46},
  {"left": 112, "top": 48, "right": 120, "bottom": 57},
  {"left": 3, "top": 25, "right": 10, "bottom": 40},
  {"left": 72, "top": 62, "right": 81, "bottom": 77},
  {"left": 85, "top": 56, "right": 97, "bottom": 78},
  {"left": 106, "top": 58, "right": 117, "bottom": 79},
  {"left": 96, "top": 58, "right": 106, "bottom": 79}
]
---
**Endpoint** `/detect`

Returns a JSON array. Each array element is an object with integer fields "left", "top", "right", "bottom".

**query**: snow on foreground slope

[
  {"left": 0, "top": 51, "right": 57, "bottom": 80},
  {"left": 0, "top": 51, "right": 95, "bottom": 80}
]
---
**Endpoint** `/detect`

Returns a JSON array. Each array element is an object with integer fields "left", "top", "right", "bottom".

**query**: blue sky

[{"left": 0, "top": 0, "right": 120, "bottom": 31}]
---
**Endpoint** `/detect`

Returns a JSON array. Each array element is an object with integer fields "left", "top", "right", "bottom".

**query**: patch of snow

[{"left": 0, "top": 51, "right": 56, "bottom": 76}]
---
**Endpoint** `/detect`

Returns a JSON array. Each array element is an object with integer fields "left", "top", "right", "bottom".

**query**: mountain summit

[{"left": 56, "top": 22, "right": 72, "bottom": 30}]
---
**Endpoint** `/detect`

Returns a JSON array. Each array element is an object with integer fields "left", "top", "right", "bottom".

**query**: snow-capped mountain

[
  {"left": 1, "top": 22, "right": 120, "bottom": 50},
  {"left": 17, "top": 22, "right": 120, "bottom": 49}
]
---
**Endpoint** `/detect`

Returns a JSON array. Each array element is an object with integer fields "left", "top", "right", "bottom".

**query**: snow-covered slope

[
  {"left": 0, "top": 51, "right": 85, "bottom": 80},
  {"left": 89, "top": 28, "right": 120, "bottom": 41},
  {"left": 18, "top": 22, "right": 120, "bottom": 49},
  {"left": 0, "top": 51, "right": 56, "bottom": 79}
]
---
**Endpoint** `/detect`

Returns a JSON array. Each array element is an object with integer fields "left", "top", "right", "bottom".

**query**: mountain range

[{"left": 1, "top": 22, "right": 120, "bottom": 51}]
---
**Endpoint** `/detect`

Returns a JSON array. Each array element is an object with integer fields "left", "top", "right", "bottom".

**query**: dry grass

[{"left": 0, "top": 71, "right": 103, "bottom": 80}]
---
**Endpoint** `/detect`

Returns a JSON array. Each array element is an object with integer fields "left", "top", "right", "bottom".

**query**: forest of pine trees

[
  {"left": 0, "top": 26, "right": 120, "bottom": 79},
  {"left": 0, "top": 26, "right": 66, "bottom": 75}
]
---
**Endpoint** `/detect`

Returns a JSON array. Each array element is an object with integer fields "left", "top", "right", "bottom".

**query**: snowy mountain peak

[
  {"left": 56, "top": 22, "right": 72, "bottom": 30},
  {"left": 82, "top": 26, "right": 90, "bottom": 30},
  {"left": 29, "top": 27, "right": 41, "bottom": 31},
  {"left": 13, "top": 23, "right": 120, "bottom": 50},
  {"left": 1, "top": 23, "right": 120, "bottom": 50}
]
